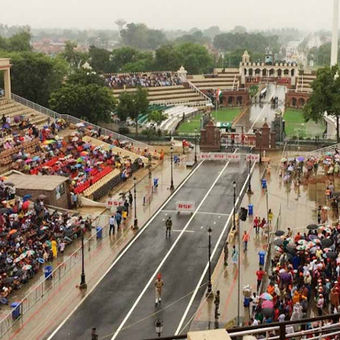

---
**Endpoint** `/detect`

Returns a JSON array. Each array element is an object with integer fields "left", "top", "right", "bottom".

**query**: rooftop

[{"left": 7, "top": 174, "right": 68, "bottom": 191}]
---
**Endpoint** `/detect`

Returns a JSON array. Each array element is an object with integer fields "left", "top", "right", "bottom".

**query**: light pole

[
  {"left": 233, "top": 181, "right": 236, "bottom": 230},
  {"left": 79, "top": 226, "right": 87, "bottom": 289},
  {"left": 133, "top": 176, "right": 138, "bottom": 229},
  {"left": 170, "top": 146, "right": 174, "bottom": 191},
  {"left": 194, "top": 128, "right": 198, "bottom": 163},
  {"left": 206, "top": 227, "right": 213, "bottom": 298},
  {"left": 247, "top": 159, "right": 253, "bottom": 194},
  {"left": 148, "top": 154, "right": 152, "bottom": 179}
]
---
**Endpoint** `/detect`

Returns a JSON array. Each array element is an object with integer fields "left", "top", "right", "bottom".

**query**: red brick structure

[
  {"left": 285, "top": 91, "right": 310, "bottom": 109},
  {"left": 200, "top": 120, "right": 221, "bottom": 152},
  {"left": 255, "top": 122, "right": 276, "bottom": 150},
  {"left": 221, "top": 90, "right": 250, "bottom": 107}
]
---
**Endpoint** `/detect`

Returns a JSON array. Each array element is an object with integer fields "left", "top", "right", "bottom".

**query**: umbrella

[
  {"left": 38, "top": 194, "right": 47, "bottom": 200},
  {"left": 322, "top": 206, "right": 330, "bottom": 210},
  {"left": 72, "top": 137, "right": 79, "bottom": 142},
  {"left": 260, "top": 293, "right": 273, "bottom": 301},
  {"left": 32, "top": 156, "right": 40, "bottom": 161},
  {"left": 75, "top": 164, "right": 82, "bottom": 168},
  {"left": 274, "top": 239, "right": 284, "bottom": 246},
  {"left": 9, "top": 229, "right": 17, "bottom": 235},
  {"left": 296, "top": 245, "right": 306, "bottom": 251},
  {"left": 26, "top": 250, "right": 35, "bottom": 256},
  {"left": 76, "top": 122, "right": 85, "bottom": 127},
  {"left": 275, "top": 230, "right": 285, "bottom": 236},
  {"left": 297, "top": 156, "right": 305, "bottom": 162},
  {"left": 77, "top": 157, "right": 83, "bottom": 163},
  {"left": 321, "top": 238, "right": 333, "bottom": 247},
  {"left": 326, "top": 151, "right": 333, "bottom": 156},
  {"left": 23, "top": 194, "right": 32, "bottom": 201},
  {"left": 326, "top": 251, "right": 338, "bottom": 259},
  {"left": 25, "top": 159, "right": 32, "bottom": 163},
  {"left": 281, "top": 158, "right": 287, "bottom": 163},
  {"left": 307, "top": 224, "right": 319, "bottom": 230},
  {"left": 22, "top": 265, "right": 32, "bottom": 271},
  {"left": 38, "top": 258, "right": 45, "bottom": 264}
]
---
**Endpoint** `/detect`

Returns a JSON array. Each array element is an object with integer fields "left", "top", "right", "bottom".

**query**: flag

[{"left": 216, "top": 89, "right": 222, "bottom": 99}]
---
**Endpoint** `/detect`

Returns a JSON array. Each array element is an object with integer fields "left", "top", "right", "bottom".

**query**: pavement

[
  {"left": 3, "top": 153, "right": 191, "bottom": 340},
  {"left": 47, "top": 157, "right": 249, "bottom": 340}
]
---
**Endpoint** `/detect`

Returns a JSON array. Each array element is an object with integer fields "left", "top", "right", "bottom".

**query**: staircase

[{"left": 296, "top": 72, "right": 315, "bottom": 93}]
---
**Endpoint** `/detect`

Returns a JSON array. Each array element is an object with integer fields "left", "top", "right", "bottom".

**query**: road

[{"left": 48, "top": 159, "right": 249, "bottom": 340}]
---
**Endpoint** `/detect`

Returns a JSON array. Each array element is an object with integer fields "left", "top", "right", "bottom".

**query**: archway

[
  {"left": 284, "top": 69, "right": 289, "bottom": 76},
  {"left": 298, "top": 98, "right": 305, "bottom": 107},
  {"left": 237, "top": 96, "right": 243, "bottom": 105},
  {"left": 292, "top": 97, "right": 297, "bottom": 107},
  {"left": 269, "top": 69, "right": 275, "bottom": 76},
  {"left": 255, "top": 68, "right": 261, "bottom": 75},
  {"left": 228, "top": 96, "right": 234, "bottom": 106},
  {"left": 277, "top": 69, "right": 282, "bottom": 77},
  {"left": 244, "top": 68, "right": 247, "bottom": 75},
  {"left": 291, "top": 69, "right": 295, "bottom": 77},
  {"left": 262, "top": 69, "right": 267, "bottom": 76},
  {"left": 248, "top": 68, "right": 253, "bottom": 76}
]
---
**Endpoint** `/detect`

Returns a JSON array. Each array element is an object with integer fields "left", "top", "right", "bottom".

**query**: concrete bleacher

[
  {"left": 0, "top": 98, "right": 49, "bottom": 128},
  {"left": 189, "top": 68, "right": 240, "bottom": 90},
  {"left": 159, "top": 106, "right": 198, "bottom": 133},
  {"left": 296, "top": 72, "right": 316, "bottom": 93},
  {"left": 112, "top": 85, "right": 208, "bottom": 108}
]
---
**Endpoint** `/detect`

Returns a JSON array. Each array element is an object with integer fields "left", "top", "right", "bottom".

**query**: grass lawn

[
  {"left": 176, "top": 108, "right": 241, "bottom": 134},
  {"left": 284, "top": 109, "right": 325, "bottom": 138}
]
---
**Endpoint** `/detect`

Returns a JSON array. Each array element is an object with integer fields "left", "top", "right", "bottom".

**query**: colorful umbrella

[
  {"left": 297, "top": 156, "right": 305, "bottom": 162},
  {"left": 260, "top": 293, "right": 273, "bottom": 301},
  {"left": 9, "top": 229, "right": 17, "bottom": 235},
  {"left": 262, "top": 300, "right": 274, "bottom": 309},
  {"left": 22, "top": 265, "right": 32, "bottom": 271}
]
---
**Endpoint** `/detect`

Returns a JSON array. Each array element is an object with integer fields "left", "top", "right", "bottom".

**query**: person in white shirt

[{"left": 109, "top": 215, "right": 116, "bottom": 235}]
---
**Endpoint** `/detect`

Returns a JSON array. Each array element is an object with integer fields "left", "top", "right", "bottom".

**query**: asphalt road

[{"left": 49, "top": 160, "right": 248, "bottom": 340}]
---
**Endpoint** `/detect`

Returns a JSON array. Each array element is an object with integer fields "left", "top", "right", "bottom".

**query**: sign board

[
  {"left": 107, "top": 198, "right": 122, "bottom": 208},
  {"left": 198, "top": 153, "right": 241, "bottom": 161},
  {"left": 246, "top": 154, "right": 260, "bottom": 162},
  {"left": 176, "top": 201, "right": 195, "bottom": 213}
]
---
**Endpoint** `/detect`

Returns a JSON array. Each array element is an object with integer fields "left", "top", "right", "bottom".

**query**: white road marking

[
  {"left": 175, "top": 161, "right": 256, "bottom": 335},
  {"left": 47, "top": 161, "right": 205, "bottom": 340},
  {"left": 110, "top": 151, "right": 237, "bottom": 340},
  {"left": 161, "top": 209, "right": 229, "bottom": 217},
  {"left": 172, "top": 229, "right": 195, "bottom": 233}
]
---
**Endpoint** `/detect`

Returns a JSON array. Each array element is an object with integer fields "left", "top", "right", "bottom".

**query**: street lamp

[
  {"left": 206, "top": 227, "right": 213, "bottom": 298},
  {"left": 79, "top": 226, "right": 87, "bottom": 289},
  {"left": 194, "top": 128, "right": 198, "bottom": 163},
  {"left": 170, "top": 146, "right": 174, "bottom": 191},
  {"left": 155, "top": 319, "right": 163, "bottom": 337},
  {"left": 133, "top": 176, "right": 138, "bottom": 229},
  {"left": 233, "top": 181, "right": 236, "bottom": 230},
  {"left": 148, "top": 154, "right": 152, "bottom": 179},
  {"left": 247, "top": 159, "right": 253, "bottom": 194}
]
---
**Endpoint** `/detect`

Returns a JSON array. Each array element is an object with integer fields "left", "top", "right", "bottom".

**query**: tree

[
  {"left": 0, "top": 31, "right": 32, "bottom": 52},
  {"left": 49, "top": 84, "right": 115, "bottom": 124},
  {"left": 116, "top": 87, "right": 149, "bottom": 135},
  {"left": 0, "top": 51, "right": 67, "bottom": 106},
  {"left": 88, "top": 45, "right": 112, "bottom": 73},
  {"left": 148, "top": 110, "right": 167, "bottom": 126},
  {"left": 61, "top": 41, "right": 88, "bottom": 69},
  {"left": 111, "top": 47, "right": 148, "bottom": 72},
  {"left": 303, "top": 65, "right": 340, "bottom": 141},
  {"left": 154, "top": 44, "right": 181, "bottom": 71},
  {"left": 120, "top": 23, "right": 166, "bottom": 50}
]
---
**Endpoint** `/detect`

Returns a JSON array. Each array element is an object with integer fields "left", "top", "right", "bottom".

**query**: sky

[{"left": 0, "top": 0, "right": 336, "bottom": 32}]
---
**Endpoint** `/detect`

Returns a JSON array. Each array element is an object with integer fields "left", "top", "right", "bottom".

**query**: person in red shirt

[
  {"left": 254, "top": 216, "right": 260, "bottom": 234},
  {"left": 242, "top": 231, "right": 250, "bottom": 251},
  {"left": 256, "top": 267, "right": 266, "bottom": 292},
  {"left": 294, "top": 232, "right": 301, "bottom": 244}
]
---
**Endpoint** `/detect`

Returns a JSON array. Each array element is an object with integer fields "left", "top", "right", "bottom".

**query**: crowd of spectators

[
  {"left": 105, "top": 72, "right": 182, "bottom": 89},
  {"left": 0, "top": 195, "right": 92, "bottom": 303}
]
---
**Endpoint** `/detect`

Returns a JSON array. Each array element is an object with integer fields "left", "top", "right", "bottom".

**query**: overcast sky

[{"left": 0, "top": 0, "right": 336, "bottom": 31}]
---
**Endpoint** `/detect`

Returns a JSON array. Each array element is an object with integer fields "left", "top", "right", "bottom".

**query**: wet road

[
  {"left": 48, "top": 160, "right": 248, "bottom": 340},
  {"left": 237, "top": 83, "right": 286, "bottom": 133}
]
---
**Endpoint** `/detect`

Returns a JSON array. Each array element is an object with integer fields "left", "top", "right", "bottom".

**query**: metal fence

[
  {"left": 11, "top": 93, "right": 151, "bottom": 150},
  {"left": 0, "top": 213, "right": 111, "bottom": 338}
]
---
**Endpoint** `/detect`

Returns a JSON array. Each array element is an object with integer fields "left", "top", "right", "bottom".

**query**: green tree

[
  {"left": 67, "top": 68, "right": 105, "bottom": 86},
  {"left": 116, "top": 87, "right": 149, "bottom": 135},
  {"left": 148, "top": 110, "right": 167, "bottom": 125},
  {"left": 61, "top": 41, "right": 88, "bottom": 69},
  {"left": 0, "top": 31, "right": 32, "bottom": 52},
  {"left": 303, "top": 65, "right": 340, "bottom": 141},
  {"left": 111, "top": 47, "right": 151, "bottom": 72},
  {"left": 49, "top": 84, "right": 115, "bottom": 124},
  {"left": 154, "top": 44, "right": 181, "bottom": 71},
  {"left": 88, "top": 45, "right": 112, "bottom": 73},
  {"left": 0, "top": 51, "right": 67, "bottom": 106},
  {"left": 120, "top": 23, "right": 166, "bottom": 49}
]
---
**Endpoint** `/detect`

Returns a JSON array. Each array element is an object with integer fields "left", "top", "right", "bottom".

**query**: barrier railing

[{"left": 0, "top": 213, "right": 111, "bottom": 338}]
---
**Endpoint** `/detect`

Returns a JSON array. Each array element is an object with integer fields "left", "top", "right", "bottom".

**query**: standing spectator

[
  {"left": 268, "top": 209, "right": 273, "bottom": 226},
  {"left": 242, "top": 231, "right": 250, "bottom": 251},
  {"left": 109, "top": 215, "right": 115, "bottom": 235},
  {"left": 115, "top": 211, "right": 122, "bottom": 230},
  {"left": 256, "top": 267, "right": 266, "bottom": 292},
  {"left": 254, "top": 216, "right": 260, "bottom": 234},
  {"left": 128, "top": 191, "right": 133, "bottom": 206},
  {"left": 91, "top": 328, "right": 98, "bottom": 340},
  {"left": 232, "top": 245, "right": 238, "bottom": 266}
]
